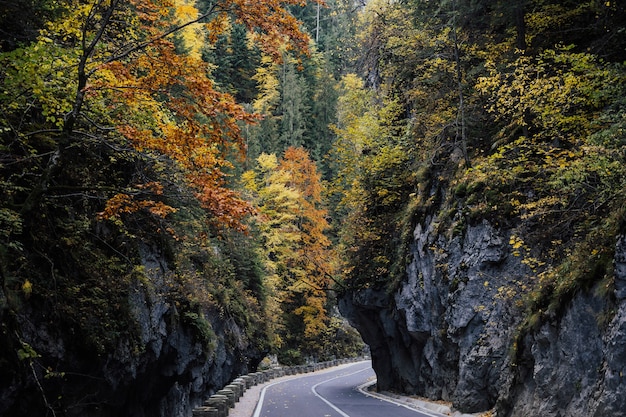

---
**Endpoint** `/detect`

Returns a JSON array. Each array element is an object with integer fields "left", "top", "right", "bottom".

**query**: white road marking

[
  {"left": 310, "top": 366, "right": 372, "bottom": 417},
  {"left": 252, "top": 362, "right": 442, "bottom": 417},
  {"left": 355, "top": 381, "right": 445, "bottom": 417}
]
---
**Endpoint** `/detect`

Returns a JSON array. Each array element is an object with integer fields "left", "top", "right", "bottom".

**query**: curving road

[{"left": 252, "top": 361, "right": 438, "bottom": 417}]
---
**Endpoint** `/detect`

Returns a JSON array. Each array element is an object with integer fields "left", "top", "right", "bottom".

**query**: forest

[{"left": 1, "top": 0, "right": 625, "bottom": 416}]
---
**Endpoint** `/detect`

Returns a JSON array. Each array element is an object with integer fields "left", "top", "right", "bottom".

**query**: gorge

[{"left": 2, "top": 0, "right": 626, "bottom": 416}]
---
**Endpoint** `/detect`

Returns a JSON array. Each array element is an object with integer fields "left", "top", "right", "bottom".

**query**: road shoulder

[{"left": 356, "top": 381, "right": 483, "bottom": 417}]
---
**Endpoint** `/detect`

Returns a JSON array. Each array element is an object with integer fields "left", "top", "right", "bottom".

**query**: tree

[
  {"left": 203, "top": 22, "right": 261, "bottom": 103},
  {"left": 300, "top": 50, "right": 339, "bottom": 173},
  {"left": 246, "top": 46, "right": 338, "bottom": 172},
  {"left": 279, "top": 147, "right": 333, "bottom": 343},
  {"left": 247, "top": 53, "right": 282, "bottom": 163},
  {"left": 1, "top": 0, "right": 315, "bottom": 232},
  {"left": 279, "top": 61, "right": 309, "bottom": 149},
  {"left": 328, "top": 73, "right": 413, "bottom": 289},
  {"left": 472, "top": 47, "right": 626, "bottom": 234},
  {"left": 242, "top": 147, "right": 335, "bottom": 361}
]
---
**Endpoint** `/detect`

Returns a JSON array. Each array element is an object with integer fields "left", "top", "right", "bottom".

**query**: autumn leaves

[
  {"left": 243, "top": 147, "right": 334, "bottom": 354},
  {"left": 1, "top": 0, "right": 341, "bottom": 361},
  {"left": 1, "top": 0, "right": 316, "bottom": 231}
]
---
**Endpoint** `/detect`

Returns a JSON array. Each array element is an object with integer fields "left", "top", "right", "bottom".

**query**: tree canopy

[
  {"left": 242, "top": 147, "right": 339, "bottom": 361},
  {"left": 1, "top": 0, "right": 316, "bottom": 233}
]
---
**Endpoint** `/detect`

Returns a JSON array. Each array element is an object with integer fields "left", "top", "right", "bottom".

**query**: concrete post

[{"left": 216, "top": 389, "right": 235, "bottom": 408}]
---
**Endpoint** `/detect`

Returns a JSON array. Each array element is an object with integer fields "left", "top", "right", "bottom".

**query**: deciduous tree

[
  {"left": 1, "top": 0, "right": 316, "bottom": 231},
  {"left": 242, "top": 147, "right": 335, "bottom": 361}
]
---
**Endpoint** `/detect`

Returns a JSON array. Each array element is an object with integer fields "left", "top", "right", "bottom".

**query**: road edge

[
  {"left": 356, "top": 381, "right": 482, "bottom": 417},
  {"left": 228, "top": 361, "right": 367, "bottom": 417}
]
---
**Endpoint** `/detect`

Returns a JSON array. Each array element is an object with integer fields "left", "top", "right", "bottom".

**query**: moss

[
  {"left": 451, "top": 216, "right": 467, "bottom": 238},
  {"left": 182, "top": 311, "right": 217, "bottom": 353},
  {"left": 454, "top": 182, "right": 468, "bottom": 198}
]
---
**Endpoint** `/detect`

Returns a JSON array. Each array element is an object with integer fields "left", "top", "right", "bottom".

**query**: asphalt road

[{"left": 252, "top": 361, "right": 438, "bottom": 417}]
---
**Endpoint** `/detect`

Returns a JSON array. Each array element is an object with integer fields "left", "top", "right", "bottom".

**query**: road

[{"left": 252, "top": 361, "right": 439, "bottom": 417}]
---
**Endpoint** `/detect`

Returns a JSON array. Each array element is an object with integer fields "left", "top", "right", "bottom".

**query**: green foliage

[
  {"left": 17, "top": 341, "right": 40, "bottom": 362},
  {"left": 317, "top": 316, "right": 366, "bottom": 360},
  {"left": 1, "top": 38, "right": 79, "bottom": 127},
  {"left": 162, "top": 196, "right": 270, "bottom": 352},
  {"left": 326, "top": 0, "right": 626, "bottom": 351},
  {"left": 517, "top": 207, "right": 623, "bottom": 333},
  {"left": 444, "top": 4, "right": 626, "bottom": 358},
  {"left": 279, "top": 61, "right": 310, "bottom": 148},
  {"left": 0, "top": 208, "right": 23, "bottom": 251},
  {"left": 277, "top": 348, "right": 303, "bottom": 366},
  {"left": 203, "top": 22, "right": 261, "bottom": 103},
  {"left": 328, "top": 73, "right": 415, "bottom": 291},
  {"left": 477, "top": 47, "right": 622, "bottom": 146},
  {"left": 182, "top": 311, "right": 217, "bottom": 351},
  {"left": 463, "top": 48, "right": 626, "bottom": 238},
  {"left": 246, "top": 48, "right": 339, "bottom": 171}
]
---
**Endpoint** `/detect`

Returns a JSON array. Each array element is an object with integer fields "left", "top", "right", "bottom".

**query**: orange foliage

[
  {"left": 279, "top": 147, "right": 330, "bottom": 254},
  {"left": 82, "top": 0, "right": 314, "bottom": 230},
  {"left": 228, "top": 0, "right": 313, "bottom": 60},
  {"left": 98, "top": 193, "right": 178, "bottom": 220},
  {"left": 280, "top": 146, "right": 323, "bottom": 201},
  {"left": 278, "top": 147, "right": 333, "bottom": 338}
]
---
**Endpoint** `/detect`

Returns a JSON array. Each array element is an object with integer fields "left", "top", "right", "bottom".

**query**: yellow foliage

[
  {"left": 22, "top": 280, "right": 33, "bottom": 299},
  {"left": 40, "top": 3, "right": 92, "bottom": 42},
  {"left": 253, "top": 55, "right": 281, "bottom": 113},
  {"left": 243, "top": 148, "right": 334, "bottom": 348},
  {"left": 173, "top": 0, "right": 206, "bottom": 59}
]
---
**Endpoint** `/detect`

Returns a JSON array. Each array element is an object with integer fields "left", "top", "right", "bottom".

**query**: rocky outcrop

[
  {"left": 339, "top": 217, "right": 626, "bottom": 416},
  {"left": 505, "top": 235, "right": 626, "bottom": 417},
  {"left": 1, "top": 242, "right": 262, "bottom": 417}
]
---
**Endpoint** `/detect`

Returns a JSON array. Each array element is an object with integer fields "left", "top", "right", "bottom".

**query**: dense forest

[{"left": 1, "top": 0, "right": 625, "bottom": 416}]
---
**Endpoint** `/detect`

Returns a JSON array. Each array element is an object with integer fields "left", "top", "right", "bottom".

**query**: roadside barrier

[{"left": 192, "top": 357, "right": 368, "bottom": 417}]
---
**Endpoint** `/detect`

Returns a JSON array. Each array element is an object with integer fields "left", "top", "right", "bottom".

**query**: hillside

[{"left": 0, "top": 1, "right": 360, "bottom": 415}]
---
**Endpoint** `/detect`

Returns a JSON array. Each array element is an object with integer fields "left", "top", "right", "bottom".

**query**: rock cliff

[
  {"left": 0, "top": 241, "right": 263, "bottom": 417},
  {"left": 339, "top": 218, "right": 626, "bottom": 416}
]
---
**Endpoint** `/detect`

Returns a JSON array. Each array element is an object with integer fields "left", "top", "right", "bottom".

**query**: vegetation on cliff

[
  {"left": 329, "top": 2, "right": 626, "bottom": 414},
  {"left": 331, "top": 0, "right": 626, "bottom": 322}
]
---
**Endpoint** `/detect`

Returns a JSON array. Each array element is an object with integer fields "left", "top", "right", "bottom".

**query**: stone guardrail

[{"left": 192, "top": 357, "right": 368, "bottom": 417}]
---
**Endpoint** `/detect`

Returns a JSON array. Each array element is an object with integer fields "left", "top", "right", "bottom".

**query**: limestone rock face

[
  {"left": 339, "top": 218, "right": 626, "bottom": 416},
  {"left": 1, "top": 243, "right": 261, "bottom": 417},
  {"left": 503, "top": 235, "right": 626, "bottom": 417}
]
